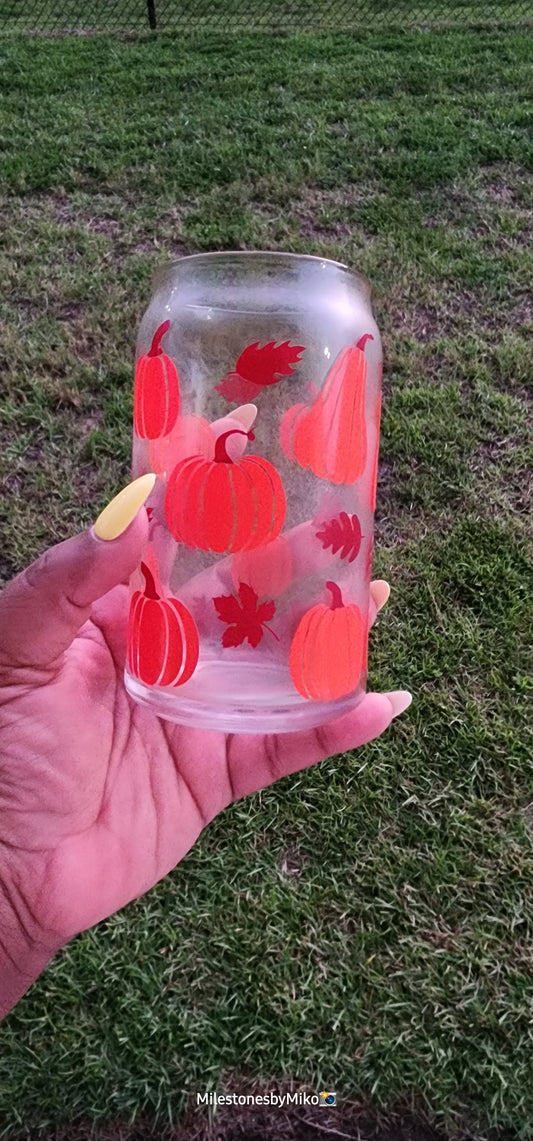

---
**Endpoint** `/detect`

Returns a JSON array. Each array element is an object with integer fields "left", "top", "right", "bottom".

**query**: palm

[
  {"left": 0, "top": 565, "right": 393, "bottom": 953},
  {"left": 0, "top": 581, "right": 232, "bottom": 945}
]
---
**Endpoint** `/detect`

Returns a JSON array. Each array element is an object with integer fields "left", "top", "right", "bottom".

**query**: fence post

[{"left": 147, "top": 0, "right": 157, "bottom": 29}]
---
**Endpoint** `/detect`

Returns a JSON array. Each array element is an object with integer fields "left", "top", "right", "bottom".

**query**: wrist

[{"left": 0, "top": 875, "right": 63, "bottom": 1021}]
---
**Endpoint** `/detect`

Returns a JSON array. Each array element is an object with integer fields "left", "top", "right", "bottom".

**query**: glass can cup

[{"left": 124, "top": 251, "right": 383, "bottom": 734}]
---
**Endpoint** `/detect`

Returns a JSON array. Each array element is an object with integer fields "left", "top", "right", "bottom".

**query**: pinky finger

[{"left": 226, "top": 690, "right": 412, "bottom": 801}]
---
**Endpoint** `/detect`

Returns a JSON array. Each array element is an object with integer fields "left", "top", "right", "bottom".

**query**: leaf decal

[
  {"left": 315, "top": 512, "right": 362, "bottom": 564},
  {"left": 214, "top": 373, "right": 263, "bottom": 403},
  {"left": 146, "top": 505, "right": 157, "bottom": 540},
  {"left": 213, "top": 582, "right": 280, "bottom": 648},
  {"left": 216, "top": 340, "right": 305, "bottom": 402}
]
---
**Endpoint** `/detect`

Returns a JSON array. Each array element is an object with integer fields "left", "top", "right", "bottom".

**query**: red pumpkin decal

[
  {"left": 149, "top": 408, "right": 261, "bottom": 480},
  {"left": 165, "top": 428, "right": 286, "bottom": 554},
  {"left": 138, "top": 538, "right": 164, "bottom": 592},
  {"left": 279, "top": 334, "right": 372, "bottom": 485},
  {"left": 134, "top": 320, "right": 180, "bottom": 439},
  {"left": 127, "top": 562, "right": 199, "bottom": 687},
  {"left": 289, "top": 581, "right": 365, "bottom": 701},
  {"left": 231, "top": 534, "right": 293, "bottom": 597}
]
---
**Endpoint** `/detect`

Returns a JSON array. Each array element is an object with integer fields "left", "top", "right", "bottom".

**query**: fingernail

[
  {"left": 230, "top": 404, "right": 258, "bottom": 429},
  {"left": 93, "top": 474, "right": 156, "bottom": 541},
  {"left": 386, "top": 690, "right": 413, "bottom": 717},
  {"left": 374, "top": 580, "right": 391, "bottom": 610}
]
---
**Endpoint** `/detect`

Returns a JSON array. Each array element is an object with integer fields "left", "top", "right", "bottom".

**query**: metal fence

[{"left": 2, "top": 0, "right": 533, "bottom": 33}]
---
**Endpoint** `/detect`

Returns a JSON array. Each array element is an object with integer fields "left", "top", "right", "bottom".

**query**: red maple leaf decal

[
  {"left": 215, "top": 340, "right": 305, "bottom": 402},
  {"left": 213, "top": 582, "right": 280, "bottom": 648},
  {"left": 235, "top": 341, "right": 305, "bottom": 386},
  {"left": 315, "top": 512, "right": 362, "bottom": 563}
]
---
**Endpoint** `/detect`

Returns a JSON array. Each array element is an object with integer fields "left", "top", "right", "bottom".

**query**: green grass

[
  {"left": 0, "top": 25, "right": 533, "bottom": 1141},
  {"left": 2, "top": 0, "right": 533, "bottom": 34}
]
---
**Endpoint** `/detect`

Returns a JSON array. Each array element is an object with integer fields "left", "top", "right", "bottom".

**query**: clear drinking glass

[{"left": 124, "top": 251, "right": 382, "bottom": 733}]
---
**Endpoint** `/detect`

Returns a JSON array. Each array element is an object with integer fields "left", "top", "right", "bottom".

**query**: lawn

[
  {"left": 0, "top": 23, "right": 532, "bottom": 1141},
  {"left": 2, "top": 0, "right": 533, "bottom": 32}
]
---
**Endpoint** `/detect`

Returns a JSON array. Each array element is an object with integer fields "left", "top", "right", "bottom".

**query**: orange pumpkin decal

[
  {"left": 231, "top": 534, "right": 293, "bottom": 598},
  {"left": 370, "top": 384, "right": 382, "bottom": 513},
  {"left": 279, "top": 334, "right": 373, "bottom": 485},
  {"left": 165, "top": 428, "right": 286, "bottom": 554},
  {"left": 134, "top": 320, "right": 180, "bottom": 440},
  {"left": 127, "top": 562, "right": 199, "bottom": 687},
  {"left": 289, "top": 581, "right": 365, "bottom": 701},
  {"left": 361, "top": 625, "right": 369, "bottom": 679}
]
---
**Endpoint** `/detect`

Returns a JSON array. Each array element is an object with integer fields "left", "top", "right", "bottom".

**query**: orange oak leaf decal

[
  {"left": 315, "top": 512, "right": 362, "bottom": 563},
  {"left": 213, "top": 582, "right": 280, "bottom": 647},
  {"left": 215, "top": 340, "right": 305, "bottom": 402}
]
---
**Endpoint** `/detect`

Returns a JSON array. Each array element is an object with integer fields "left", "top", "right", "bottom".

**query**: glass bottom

[{"left": 123, "top": 660, "right": 366, "bottom": 734}]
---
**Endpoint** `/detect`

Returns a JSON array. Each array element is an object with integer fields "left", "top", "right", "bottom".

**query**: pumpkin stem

[
  {"left": 356, "top": 333, "right": 374, "bottom": 353},
  {"left": 214, "top": 428, "right": 255, "bottom": 464},
  {"left": 264, "top": 623, "right": 280, "bottom": 643},
  {"left": 141, "top": 561, "right": 160, "bottom": 600},
  {"left": 148, "top": 320, "right": 170, "bottom": 358},
  {"left": 325, "top": 580, "right": 344, "bottom": 609}
]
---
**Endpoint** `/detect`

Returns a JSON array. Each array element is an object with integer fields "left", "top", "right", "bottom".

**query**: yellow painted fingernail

[{"left": 93, "top": 474, "right": 157, "bottom": 541}]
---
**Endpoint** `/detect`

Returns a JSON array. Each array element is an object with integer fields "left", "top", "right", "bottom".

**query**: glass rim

[{"left": 152, "top": 250, "right": 371, "bottom": 296}]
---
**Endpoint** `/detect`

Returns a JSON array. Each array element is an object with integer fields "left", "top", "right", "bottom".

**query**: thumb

[{"left": 0, "top": 474, "right": 156, "bottom": 672}]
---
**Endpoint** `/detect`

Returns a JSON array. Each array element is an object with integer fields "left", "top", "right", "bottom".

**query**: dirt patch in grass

[
  {"left": 44, "top": 193, "right": 124, "bottom": 237},
  {"left": 56, "top": 301, "right": 86, "bottom": 323},
  {"left": 0, "top": 408, "right": 111, "bottom": 583},
  {"left": 483, "top": 183, "right": 516, "bottom": 207},
  {"left": 18, "top": 1103, "right": 514, "bottom": 1141},
  {"left": 0, "top": 435, "right": 48, "bottom": 497},
  {"left": 251, "top": 182, "right": 380, "bottom": 243},
  {"left": 130, "top": 233, "right": 191, "bottom": 257},
  {"left": 374, "top": 499, "right": 454, "bottom": 556},
  {"left": 417, "top": 160, "right": 533, "bottom": 249},
  {"left": 467, "top": 439, "right": 532, "bottom": 518},
  {"left": 481, "top": 176, "right": 518, "bottom": 208},
  {"left": 294, "top": 184, "right": 380, "bottom": 241},
  {"left": 280, "top": 846, "right": 304, "bottom": 878},
  {"left": 385, "top": 285, "right": 531, "bottom": 347},
  {"left": 5, "top": 190, "right": 193, "bottom": 260},
  {"left": 389, "top": 303, "right": 442, "bottom": 343},
  {"left": 384, "top": 162, "right": 533, "bottom": 344}
]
